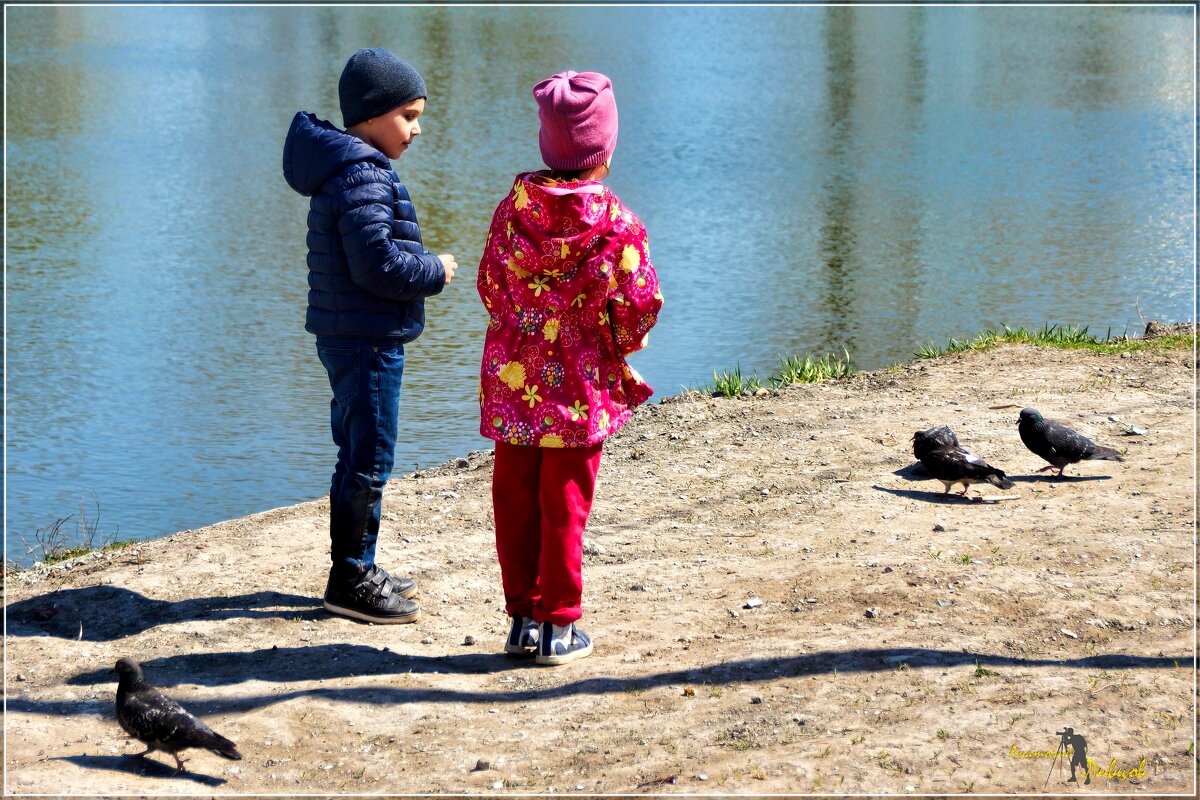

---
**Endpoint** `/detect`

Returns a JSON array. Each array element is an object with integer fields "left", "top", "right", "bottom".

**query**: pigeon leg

[
  {"left": 958, "top": 485, "right": 971, "bottom": 496},
  {"left": 1056, "top": 467, "right": 1067, "bottom": 477},
  {"left": 172, "top": 753, "right": 189, "bottom": 773},
  {"left": 1036, "top": 465, "right": 1056, "bottom": 473}
]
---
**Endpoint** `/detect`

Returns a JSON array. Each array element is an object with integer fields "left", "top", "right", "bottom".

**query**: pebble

[
  {"left": 583, "top": 539, "right": 605, "bottom": 556},
  {"left": 464, "top": 635, "right": 476, "bottom": 646},
  {"left": 492, "top": 780, "right": 504, "bottom": 789},
  {"left": 728, "top": 609, "right": 740, "bottom": 618},
  {"left": 750, "top": 696, "right": 763, "bottom": 704},
  {"left": 421, "top": 637, "right": 434, "bottom": 645},
  {"left": 473, "top": 759, "right": 490, "bottom": 771},
  {"left": 805, "top": 597, "right": 817, "bottom": 603},
  {"left": 865, "top": 607, "right": 881, "bottom": 618},
  {"left": 456, "top": 458, "right": 470, "bottom": 468},
  {"left": 1060, "top": 629, "right": 1079, "bottom": 639},
  {"left": 697, "top": 774, "right": 709, "bottom": 781},
  {"left": 882, "top": 566, "right": 893, "bottom": 574},
  {"left": 935, "top": 599, "right": 952, "bottom": 608},
  {"left": 744, "top": 598, "right": 763, "bottom": 609},
  {"left": 933, "top": 524, "right": 946, "bottom": 532}
]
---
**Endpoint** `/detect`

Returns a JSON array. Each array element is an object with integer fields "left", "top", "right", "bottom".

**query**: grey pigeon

[
  {"left": 912, "top": 426, "right": 959, "bottom": 460},
  {"left": 113, "top": 657, "right": 241, "bottom": 772},
  {"left": 918, "top": 445, "right": 1015, "bottom": 496},
  {"left": 1018, "top": 408, "right": 1124, "bottom": 477}
]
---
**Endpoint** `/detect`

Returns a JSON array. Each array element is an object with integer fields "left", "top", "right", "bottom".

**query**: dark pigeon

[
  {"left": 1018, "top": 408, "right": 1125, "bottom": 477},
  {"left": 113, "top": 657, "right": 241, "bottom": 772},
  {"left": 912, "top": 426, "right": 959, "bottom": 460},
  {"left": 918, "top": 446, "right": 1015, "bottom": 496}
]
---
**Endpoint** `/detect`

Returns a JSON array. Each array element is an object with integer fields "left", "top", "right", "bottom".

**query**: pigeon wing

[
  {"left": 919, "top": 447, "right": 973, "bottom": 482},
  {"left": 121, "top": 686, "right": 216, "bottom": 750},
  {"left": 1041, "top": 419, "right": 1096, "bottom": 462}
]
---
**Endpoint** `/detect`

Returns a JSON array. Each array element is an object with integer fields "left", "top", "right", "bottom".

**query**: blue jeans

[{"left": 315, "top": 336, "right": 404, "bottom": 579}]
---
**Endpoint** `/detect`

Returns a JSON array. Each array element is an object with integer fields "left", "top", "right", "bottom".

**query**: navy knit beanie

[{"left": 339, "top": 48, "right": 427, "bottom": 128}]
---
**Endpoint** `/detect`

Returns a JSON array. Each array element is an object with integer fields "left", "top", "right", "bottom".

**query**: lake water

[{"left": 5, "top": 5, "right": 1194, "bottom": 563}]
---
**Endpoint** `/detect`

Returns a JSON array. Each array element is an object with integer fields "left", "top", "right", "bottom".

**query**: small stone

[
  {"left": 492, "top": 780, "right": 505, "bottom": 789},
  {"left": 882, "top": 566, "right": 894, "bottom": 574},
  {"left": 935, "top": 599, "right": 952, "bottom": 608},
  {"left": 1120, "top": 352, "right": 1131, "bottom": 358},
  {"left": 421, "top": 637, "right": 434, "bottom": 644},
  {"left": 865, "top": 607, "right": 881, "bottom": 618},
  {"left": 464, "top": 635, "right": 476, "bottom": 646},
  {"left": 14, "top": 674, "right": 26, "bottom": 682},
  {"left": 1060, "top": 628, "right": 1078, "bottom": 639},
  {"left": 728, "top": 609, "right": 740, "bottom": 618},
  {"left": 805, "top": 597, "right": 817, "bottom": 603},
  {"left": 933, "top": 524, "right": 945, "bottom": 532},
  {"left": 744, "top": 597, "right": 763, "bottom": 609},
  {"left": 473, "top": 759, "right": 490, "bottom": 772},
  {"left": 793, "top": 717, "right": 806, "bottom": 725},
  {"left": 697, "top": 774, "right": 709, "bottom": 781},
  {"left": 456, "top": 459, "right": 470, "bottom": 468},
  {"left": 760, "top": 488, "right": 770, "bottom": 496},
  {"left": 750, "top": 696, "right": 763, "bottom": 704},
  {"left": 583, "top": 539, "right": 605, "bottom": 556},
  {"left": 629, "top": 583, "right": 645, "bottom": 592},
  {"left": 791, "top": 606, "right": 803, "bottom": 612},
  {"left": 754, "top": 387, "right": 770, "bottom": 397}
]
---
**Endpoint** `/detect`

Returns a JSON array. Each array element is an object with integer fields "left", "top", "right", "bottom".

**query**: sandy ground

[{"left": 4, "top": 339, "right": 1196, "bottom": 796}]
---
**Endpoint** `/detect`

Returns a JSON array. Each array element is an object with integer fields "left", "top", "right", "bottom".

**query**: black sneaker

[
  {"left": 504, "top": 615, "right": 539, "bottom": 657},
  {"left": 324, "top": 565, "right": 421, "bottom": 624},
  {"left": 383, "top": 570, "right": 418, "bottom": 600},
  {"left": 535, "top": 621, "right": 593, "bottom": 666}
]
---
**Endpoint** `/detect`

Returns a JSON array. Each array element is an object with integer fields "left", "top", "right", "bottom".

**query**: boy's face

[{"left": 370, "top": 98, "right": 425, "bottom": 159}]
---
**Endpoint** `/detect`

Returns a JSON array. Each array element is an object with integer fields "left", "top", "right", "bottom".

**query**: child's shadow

[{"left": 52, "top": 754, "right": 225, "bottom": 787}]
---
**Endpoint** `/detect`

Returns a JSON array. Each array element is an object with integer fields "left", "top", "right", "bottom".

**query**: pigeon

[
  {"left": 1018, "top": 408, "right": 1125, "bottom": 477},
  {"left": 912, "top": 426, "right": 959, "bottom": 460},
  {"left": 917, "top": 445, "right": 1015, "bottom": 496},
  {"left": 113, "top": 657, "right": 241, "bottom": 772}
]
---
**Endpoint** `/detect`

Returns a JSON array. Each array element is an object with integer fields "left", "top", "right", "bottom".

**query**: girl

[{"left": 477, "top": 71, "right": 663, "bottom": 665}]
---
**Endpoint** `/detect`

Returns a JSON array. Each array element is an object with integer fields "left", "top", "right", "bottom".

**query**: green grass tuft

[
  {"left": 914, "top": 323, "right": 1194, "bottom": 359},
  {"left": 703, "top": 349, "right": 854, "bottom": 397}
]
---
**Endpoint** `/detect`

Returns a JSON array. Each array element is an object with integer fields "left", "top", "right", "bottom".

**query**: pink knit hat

[{"left": 532, "top": 70, "right": 618, "bottom": 171}]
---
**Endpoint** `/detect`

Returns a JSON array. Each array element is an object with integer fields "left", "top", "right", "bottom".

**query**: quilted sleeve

[
  {"left": 606, "top": 206, "right": 663, "bottom": 357},
  {"left": 337, "top": 169, "right": 446, "bottom": 301}
]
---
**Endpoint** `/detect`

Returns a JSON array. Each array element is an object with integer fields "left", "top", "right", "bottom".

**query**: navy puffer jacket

[{"left": 283, "top": 111, "right": 445, "bottom": 339}]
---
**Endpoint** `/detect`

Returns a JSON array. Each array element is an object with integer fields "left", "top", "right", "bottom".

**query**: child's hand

[{"left": 439, "top": 254, "right": 459, "bottom": 284}]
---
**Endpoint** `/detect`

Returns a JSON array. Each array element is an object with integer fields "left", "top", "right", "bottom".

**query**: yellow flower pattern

[
  {"left": 498, "top": 361, "right": 527, "bottom": 390},
  {"left": 522, "top": 385, "right": 543, "bottom": 408},
  {"left": 513, "top": 181, "right": 530, "bottom": 210},
  {"left": 543, "top": 319, "right": 560, "bottom": 342},
  {"left": 569, "top": 401, "right": 589, "bottom": 422},
  {"left": 540, "top": 434, "right": 564, "bottom": 448},
  {"left": 528, "top": 276, "right": 551, "bottom": 296},
  {"left": 620, "top": 245, "right": 640, "bottom": 273}
]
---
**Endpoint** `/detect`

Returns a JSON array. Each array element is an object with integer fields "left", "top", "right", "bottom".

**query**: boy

[{"left": 283, "top": 48, "right": 457, "bottom": 623}]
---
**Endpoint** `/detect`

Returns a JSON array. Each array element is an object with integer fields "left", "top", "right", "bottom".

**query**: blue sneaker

[
  {"left": 504, "top": 615, "right": 539, "bottom": 657},
  {"left": 535, "top": 622, "right": 593, "bottom": 666}
]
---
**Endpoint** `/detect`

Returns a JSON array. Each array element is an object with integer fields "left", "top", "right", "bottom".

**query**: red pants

[{"left": 492, "top": 441, "right": 603, "bottom": 627}]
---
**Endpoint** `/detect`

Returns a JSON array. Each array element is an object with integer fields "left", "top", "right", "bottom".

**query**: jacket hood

[
  {"left": 507, "top": 173, "right": 618, "bottom": 276},
  {"left": 283, "top": 111, "right": 389, "bottom": 197}
]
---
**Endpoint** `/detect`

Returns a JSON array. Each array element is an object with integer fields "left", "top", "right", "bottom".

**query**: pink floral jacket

[{"left": 478, "top": 172, "right": 663, "bottom": 448}]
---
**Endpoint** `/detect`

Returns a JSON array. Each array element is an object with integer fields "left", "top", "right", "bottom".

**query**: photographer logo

[{"left": 1007, "top": 727, "right": 1147, "bottom": 787}]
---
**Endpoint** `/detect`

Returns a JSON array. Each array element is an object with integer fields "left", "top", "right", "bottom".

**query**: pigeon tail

[
  {"left": 1084, "top": 446, "right": 1124, "bottom": 462},
  {"left": 204, "top": 732, "right": 242, "bottom": 761},
  {"left": 985, "top": 472, "right": 1015, "bottom": 490}
]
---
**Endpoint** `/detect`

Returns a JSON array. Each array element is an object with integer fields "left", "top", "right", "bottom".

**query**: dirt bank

[{"left": 4, "top": 340, "right": 1195, "bottom": 795}]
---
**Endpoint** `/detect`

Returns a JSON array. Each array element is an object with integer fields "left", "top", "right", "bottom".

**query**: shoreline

[
  {"left": 4, "top": 332, "right": 1194, "bottom": 794},
  {"left": 7, "top": 321, "right": 1194, "bottom": 578}
]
